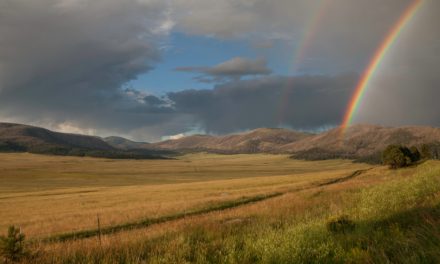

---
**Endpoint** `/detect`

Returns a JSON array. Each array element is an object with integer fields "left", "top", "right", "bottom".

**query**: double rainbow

[{"left": 340, "top": 0, "right": 423, "bottom": 133}]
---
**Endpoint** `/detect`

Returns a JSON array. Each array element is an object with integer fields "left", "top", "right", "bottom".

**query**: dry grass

[
  {"left": 2, "top": 153, "right": 439, "bottom": 263},
  {"left": 0, "top": 153, "right": 369, "bottom": 238},
  {"left": 35, "top": 161, "right": 439, "bottom": 263}
]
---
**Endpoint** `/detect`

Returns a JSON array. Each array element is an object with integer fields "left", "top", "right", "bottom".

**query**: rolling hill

[
  {"left": 151, "top": 128, "right": 312, "bottom": 153},
  {"left": 2, "top": 122, "right": 440, "bottom": 161},
  {"left": 0, "top": 123, "right": 169, "bottom": 159},
  {"left": 0, "top": 123, "right": 113, "bottom": 151},
  {"left": 284, "top": 124, "right": 440, "bottom": 160},
  {"left": 104, "top": 136, "right": 152, "bottom": 150},
  {"left": 150, "top": 124, "right": 440, "bottom": 160}
]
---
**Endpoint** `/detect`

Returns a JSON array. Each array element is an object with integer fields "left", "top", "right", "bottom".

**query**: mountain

[
  {"left": 104, "top": 136, "right": 151, "bottom": 150},
  {"left": 285, "top": 124, "right": 440, "bottom": 160},
  {"left": 2, "top": 122, "right": 440, "bottom": 161},
  {"left": 150, "top": 125, "right": 440, "bottom": 161},
  {"left": 0, "top": 123, "right": 113, "bottom": 151},
  {"left": 151, "top": 128, "right": 312, "bottom": 153},
  {"left": 0, "top": 123, "right": 169, "bottom": 159}
]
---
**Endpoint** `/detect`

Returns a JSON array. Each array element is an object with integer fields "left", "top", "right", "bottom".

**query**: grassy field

[
  {"left": 0, "top": 153, "right": 368, "bottom": 237},
  {"left": 1, "top": 153, "right": 439, "bottom": 263}
]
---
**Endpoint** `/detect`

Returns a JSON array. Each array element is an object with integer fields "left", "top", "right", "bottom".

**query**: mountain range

[
  {"left": 1, "top": 122, "right": 440, "bottom": 161},
  {"left": 147, "top": 125, "right": 440, "bottom": 161}
]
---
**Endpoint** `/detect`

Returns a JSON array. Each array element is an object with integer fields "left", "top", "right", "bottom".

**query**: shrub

[
  {"left": 292, "top": 148, "right": 355, "bottom": 161},
  {"left": 382, "top": 145, "right": 412, "bottom": 169},
  {"left": 0, "top": 226, "right": 27, "bottom": 262},
  {"left": 326, "top": 215, "right": 355, "bottom": 234},
  {"left": 420, "top": 143, "right": 440, "bottom": 160},
  {"left": 409, "top": 146, "right": 421, "bottom": 162},
  {"left": 420, "top": 144, "right": 432, "bottom": 159}
]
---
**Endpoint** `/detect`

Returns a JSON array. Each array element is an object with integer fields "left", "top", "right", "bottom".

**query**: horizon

[
  {"left": 2, "top": 121, "right": 440, "bottom": 143},
  {"left": 0, "top": 0, "right": 438, "bottom": 142}
]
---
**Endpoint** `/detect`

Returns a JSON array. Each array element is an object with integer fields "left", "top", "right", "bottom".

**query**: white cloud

[{"left": 162, "top": 133, "right": 186, "bottom": 141}]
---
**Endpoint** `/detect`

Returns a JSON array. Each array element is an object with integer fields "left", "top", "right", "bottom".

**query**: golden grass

[
  {"left": 39, "top": 160, "right": 435, "bottom": 262},
  {"left": 0, "top": 153, "right": 370, "bottom": 238},
  {"left": 3, "top": 153, "right": 439, "bottom": 263}
]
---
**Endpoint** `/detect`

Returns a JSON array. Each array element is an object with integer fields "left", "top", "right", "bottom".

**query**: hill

[
  {"left": 150, "top": 125, "right": 440, "bottom": 161},
  {"left": 0, "top": 123, "right": 113, "bottom": 152},
  {"left": 2, "top": 122, "right": 440, "bottom": 161},
  {"left": 104, "top": 136, "right": 152, "bottom": 150},
  {"left": 286, "top": 124, "right": 440, "bottom": 161},
  {"left": 151, "top": 128, "right": 312, "bottom": 153},
  {"left": 0, "top": 123, "right": 168, "bottom": 159}
]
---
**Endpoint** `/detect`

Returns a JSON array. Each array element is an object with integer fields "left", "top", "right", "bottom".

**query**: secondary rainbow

[
  {"left": 277, "top": 0, "right": 330, "bottom": 124},
  {"left": 340, "top": 0, "right": 423, "bottom": 133}
]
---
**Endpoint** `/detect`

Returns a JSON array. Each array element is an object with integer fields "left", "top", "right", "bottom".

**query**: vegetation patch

[
  {"left": 0, "top": 226, "right": 27, "bottom": 262},
  {"left": 326, "top": 215, "right": 356, "bottom": 234}
]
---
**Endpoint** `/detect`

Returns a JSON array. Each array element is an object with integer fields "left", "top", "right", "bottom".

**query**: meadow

[{"left": 0, "top": 153, "right": 439, "bottom": 263}]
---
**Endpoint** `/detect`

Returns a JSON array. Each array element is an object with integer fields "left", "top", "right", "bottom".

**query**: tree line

[{"left": 382, "top": 143, "right": 439, "bottom": 169}]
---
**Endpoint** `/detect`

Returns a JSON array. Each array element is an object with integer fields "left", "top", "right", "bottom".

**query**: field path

[{"left": 41, "top": 168, "right": 371, "bottom": 243}]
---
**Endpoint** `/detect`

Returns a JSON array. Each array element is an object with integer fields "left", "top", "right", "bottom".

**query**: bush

[
  {"left": 292, "top": 148, "right": 355, "bottom": 161},
  {"left": 409, "top": 146, "right": 421, "bottom": 162},
  {"left": 326, "top": 215, "right": 355, "bottom": 234},
  {"left": 0, "top": 226, "right": 27, "bottom": 262},
  {"left": 421, "top": 144, "right": 432, "bottom": 159},
  {"left": 382, "top": 145, "right": 413, "bottom": 169},
  {"left": 420, "top": 143, "right": 440, "bottom": 160},
  {"left": 354, "top": 152, "right": 382, "bottom": 164}
]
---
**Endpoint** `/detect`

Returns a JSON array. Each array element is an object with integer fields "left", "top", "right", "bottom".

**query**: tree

[
  {"left": 421, "top": 144, "right": 432, "bottom": 160},
  {"left": 382, "top": 145, "right": 411, "bottom": 169},
  {"left": 409, "top": 146, "right": 421, "bottom": 162},
  {"left": 0, "top": 226, "right": 26, "bottom": 262}
]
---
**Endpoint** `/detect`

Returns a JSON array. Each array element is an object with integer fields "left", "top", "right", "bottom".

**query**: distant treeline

[
  {"left": 0, "top": 141, "right": 172, "bottom": 159},
  {"left": 292, "top": 142, "right": 440, "bottom": 165},
  {"left": 291, "top": 148, "right": 376, "bottom": 163}
]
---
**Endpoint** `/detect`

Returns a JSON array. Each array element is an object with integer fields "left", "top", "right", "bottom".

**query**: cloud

[
  {"left": 170, "top": 0, "right": 440, "bottom": 129},
  {"left": 0, "top": 0, "right": 438, "bottom": 141},
  {"left": 351, "top": 0, "right": 440, "bottom": 127},
  {"left": 0, "top": 0, "right": 182, "bottom": 141},
  {"left": 175, "top": 57, "right": 271, "bottom": 82},
  {"left": 171, "top": 0, "right": 438, "bottom": 74},
  {"left": 161, "top": 133, "right": 186, "bottom": 141},
  {"left": 168, "top": 74, "right": 357, "bottom": 134}
]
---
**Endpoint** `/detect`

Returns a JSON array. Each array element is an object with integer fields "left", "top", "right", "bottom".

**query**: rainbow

[
  {"left": 277, "top": 0, "right": 330, "bottom": 124},
  {"left": 340, "top": 0, "right": 423, "bottom": 133}
]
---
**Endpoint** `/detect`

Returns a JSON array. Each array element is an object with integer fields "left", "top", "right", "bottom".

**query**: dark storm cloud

[
  {"left": 175, "top": 57, "right": 271, "bottom": 83},
  {"left": 0, "top": 0, "right": 186, "bottom": 141},
  {"left": 168, "top": 74, "right": 357, "bottom": 134},
  {"left": 172, "top": 0, "right": 418, "bottom": 72},
  {"left": 170, "top": 0, "right": 440, "bottom": 129}
]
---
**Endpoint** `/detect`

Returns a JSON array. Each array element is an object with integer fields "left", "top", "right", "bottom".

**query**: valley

[{"left": 1, "top": 152, "right": 439, "bottom": 263}]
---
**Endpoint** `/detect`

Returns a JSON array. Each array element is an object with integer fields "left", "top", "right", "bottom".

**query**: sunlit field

[
  {"left": 1, "top": 153, "right": 440, "bottom": 263},
  {"left": 0, "top": 153, "right": 368, "bottom": 237}
]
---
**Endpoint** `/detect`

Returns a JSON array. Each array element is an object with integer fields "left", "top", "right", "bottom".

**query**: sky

[{"left": 0, "top": 0, "right": 439, "bottom": 141}]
